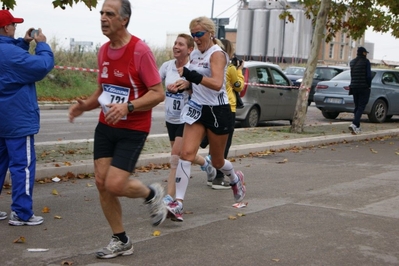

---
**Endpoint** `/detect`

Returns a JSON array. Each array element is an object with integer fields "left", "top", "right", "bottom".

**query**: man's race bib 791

[
  {"left": 181, "top": 100, "right": 202, "bottom": 125},
  {"left": 98, "top": 84, "right": 130, "bottom": 120}
]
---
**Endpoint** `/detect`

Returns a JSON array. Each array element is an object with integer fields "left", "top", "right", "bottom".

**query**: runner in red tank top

[{"left": 68, "top": 0, "right": 166, "bottom": 259}]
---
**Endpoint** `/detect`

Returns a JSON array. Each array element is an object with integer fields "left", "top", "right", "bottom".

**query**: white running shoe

[
  {"left": 96, "top": 236, "right": 134, "bottom": 259},
  {"left": 8, "top": 211, "right": 43, "bottom": 226},
  {"left": 231, "top": 171, "right": 246, "bottom": 203},
  {"left": 145, "top": 183, "right": 167, "bottom": 226},
  {"left": 200, "top": 155, "right": 216, "bottom": 186}
]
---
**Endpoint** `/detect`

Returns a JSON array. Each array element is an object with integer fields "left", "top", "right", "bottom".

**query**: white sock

[
  {"left": 175, "top": 159, "right": 191, "bottom": 201},
  {"left": 218, "top": 159, "right": 238, "bottom": 184}
]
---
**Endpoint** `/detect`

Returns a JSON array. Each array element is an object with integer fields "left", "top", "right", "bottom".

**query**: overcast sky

[{"left": 11, "top": 0, "right": 399, "bottom": 62}]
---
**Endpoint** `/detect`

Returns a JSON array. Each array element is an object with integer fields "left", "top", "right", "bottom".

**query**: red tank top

[{"left": 97, "top": 36, "right": 158, "bottom": 133}]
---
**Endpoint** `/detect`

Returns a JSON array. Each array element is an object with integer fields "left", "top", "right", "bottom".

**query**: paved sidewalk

[
  {"left": 2, "top": 134, "right": 399, "bottom": 265},
  {"left": 29, "top": 102, "right": 399, "bottom": 181}
]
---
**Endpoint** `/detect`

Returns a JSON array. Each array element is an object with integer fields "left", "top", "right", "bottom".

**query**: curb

[{"left": 33, "top": 128, "right": 399, "bottom": 180}]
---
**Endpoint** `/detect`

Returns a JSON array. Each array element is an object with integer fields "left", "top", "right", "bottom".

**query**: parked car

[
  {"left": 314, "top": 69, "right": 399, "bottom": 123},
  {"left": 294, "top": 65, "right": 349, "bottom": 105},
  {"left": 235, "top": 61, "right": 298, "bottom": 127},
  {"left": 283, "top": 66, "right": 306, "bottom": 83}
]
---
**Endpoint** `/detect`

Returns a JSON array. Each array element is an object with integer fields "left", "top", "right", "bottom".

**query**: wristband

[{"left": 182, "top": 67, "right": 203, "bottom": 85}]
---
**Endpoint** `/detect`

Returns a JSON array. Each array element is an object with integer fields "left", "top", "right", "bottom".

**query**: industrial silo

[
  {"left": 266, "top": 9, "right": 285, "bottom": 62},
  {"left": 250, "top": 9, "right": 270, "bottom": 60},
  {"left": 283, "top": 9, "right": 302, "bottom": 62},
  {"left": 299, "top": 12, "right": 312, "bottom": 60},
  {"left": 235, "top": 8, "right": 254, "bottom": 58},
  {"left": 248, "top": 0, "right": 266, "bottom": 9}
]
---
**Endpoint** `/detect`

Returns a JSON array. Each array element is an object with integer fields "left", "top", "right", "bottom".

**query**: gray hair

[{"left": 119, "top": 0, "right": 131, "bottom": 28}]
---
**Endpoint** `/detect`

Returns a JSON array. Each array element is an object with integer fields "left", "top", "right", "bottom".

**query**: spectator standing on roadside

[
  {"left": 159, "top": 34, "right": 216, "bottom": 220},
  {"left": 348, "top": 46, "right": 372, "bottom": 135},
  {"left": 166, "top": 16, "right": 246, "bottom": 220},
  {"left": 68, "top": 0, "right": 166, "bottom": 259},
  {"left": 0, "top": 10, "right": 54, "bottom": 225}
]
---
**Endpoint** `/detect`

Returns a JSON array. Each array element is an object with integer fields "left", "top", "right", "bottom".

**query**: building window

[
  {"left": 329, "top": 44, "right": 334, "bottom": 58},
  {"left": 340, "top": 45, "right": 344, "bottom": 59}
]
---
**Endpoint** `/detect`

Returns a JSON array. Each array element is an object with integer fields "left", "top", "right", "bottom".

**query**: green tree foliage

[
  {"left": 298, "top": 0, "right": 399, "bottom": 41},
  {"left": 1, "top": 0, "right": 97, "bottom": 10}
]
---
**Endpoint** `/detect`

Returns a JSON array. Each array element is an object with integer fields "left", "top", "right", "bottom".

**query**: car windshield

[{"left": 285, "top": 67, "right": 305, "bottom": 76}]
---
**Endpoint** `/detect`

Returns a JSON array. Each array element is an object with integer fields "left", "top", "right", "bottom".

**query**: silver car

[
  {"left": 314, "top": 69, "right": 399, "bottom": 122},
  {"left": 235, "top": 61, "right": 298, "bottom": 127}
]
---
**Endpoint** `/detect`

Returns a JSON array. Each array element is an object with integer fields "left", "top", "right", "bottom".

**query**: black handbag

[{"left": 235, "top": 90, "right": 244, "bottom": 108}]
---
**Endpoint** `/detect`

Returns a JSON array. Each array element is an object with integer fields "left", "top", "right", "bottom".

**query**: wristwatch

[{"left": 127, "top": 101, "right": 134, "bottom": 113}]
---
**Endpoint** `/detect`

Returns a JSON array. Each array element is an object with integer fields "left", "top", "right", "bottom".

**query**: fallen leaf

[
  {"left": 237, "top": 213, "right": 246, "bottom": 217},
  {"left": 13, "top": 236, "right": 26, "bottom": 243},
  {"left": 52, "top": 189, "right": 58, "bottom": 195},
  {"left": 228, "top": 215, "right": 237, "bottom": 220},
  {"left": 54, "top": 215, "right": 62, "bottom": 219},
  {"left": 395, "top": 152, "right": 399, "bottom": 155},
  {"left": 84, "top": 196, "right": 92, "bottom": 201},
  {"left": 86, "top": 183, "right": 93, "bottom": 187},
  {"left": 152, "top": 230, "right": 161, "bottom": 236},
  {"left": 184, "top": 210, "right": 193, "bottom": 214},
  {"left": 370, "top": 148, "right": 378, "bottom": 154},
  {"left": 272, "top": 258, "right": 280, "bottom": 262},
  {"left": 65, "top": 172, "right": 75, "bottom": 178},
  {"left": 64, "top": 161, "right": 72, "bottom": 166},
  {"left": 41, "top": 206, "right": 50, "bottom": 213}
]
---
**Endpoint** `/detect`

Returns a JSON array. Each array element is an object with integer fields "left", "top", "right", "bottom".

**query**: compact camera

[
  {"left": 30, "top": 29, "right": 39, "bottom": 38},
  {"left": 231, "top": 56, "right": 243, "bottom": 67}
]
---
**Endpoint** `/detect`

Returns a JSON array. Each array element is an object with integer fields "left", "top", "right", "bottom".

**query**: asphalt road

[
  {"left": 37, "top": 104, "right": 168, "bottom": 143},
  {"left": 36, "top": 103, "right": 361, "bottom": 143},
  {"left": 1, "top": 135, "right": 399, "bottom": 265}
]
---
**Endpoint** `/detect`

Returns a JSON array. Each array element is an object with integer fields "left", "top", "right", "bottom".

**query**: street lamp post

[{"left": 211, "top": 0, "right": 215, "bottom": 18}]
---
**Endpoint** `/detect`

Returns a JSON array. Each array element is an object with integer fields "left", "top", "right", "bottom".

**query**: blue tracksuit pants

[{"left": 0, "top": 136, "right": 36, "bottom": 221}]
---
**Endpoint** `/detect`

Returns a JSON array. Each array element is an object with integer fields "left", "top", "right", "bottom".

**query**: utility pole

[{"left": 211, "top": 0, "right": 215, "bottom": 18}]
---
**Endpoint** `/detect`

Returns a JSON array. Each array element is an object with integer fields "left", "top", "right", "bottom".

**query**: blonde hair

[
  {"left": 189, "top": 16, "right": 218, "bottom": 44},
  {"left": 220, "top": 39, "right": 234, "bottom": 58},
  {"left": 177, "top": 33, "right": 195, "bottom": 49}
]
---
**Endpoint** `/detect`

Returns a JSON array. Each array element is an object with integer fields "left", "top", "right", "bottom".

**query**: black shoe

[{"left": 211, "top": 177, "right": 231, "bottom": 190}]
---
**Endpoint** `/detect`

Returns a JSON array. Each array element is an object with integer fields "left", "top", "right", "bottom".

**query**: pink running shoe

[
  {"left": 166, "top": 200, "right": 183, "bottom": 222},
  {"left": 231, "top": 170, "right": 246, "bottom": 203}
]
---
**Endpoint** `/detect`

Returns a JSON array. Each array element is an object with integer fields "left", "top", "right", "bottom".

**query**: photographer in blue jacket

[{"left": 0, "top": 9, "right": 54, "bottom": 225}]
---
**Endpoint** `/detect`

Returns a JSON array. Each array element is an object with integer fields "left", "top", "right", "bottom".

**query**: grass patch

[{"left": 35, "top": 41, "right": 173, "bottom": 101}]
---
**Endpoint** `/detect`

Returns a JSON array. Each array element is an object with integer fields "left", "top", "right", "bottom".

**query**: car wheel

[
  {"left": 321, "top": 111, "right": 339, "bottom": 119},
  {"left": 242, "top": 106, "right": 259, "bottom": 128},
  {"left": 368, "top": 99, "right": 387, "bottom": 123}
]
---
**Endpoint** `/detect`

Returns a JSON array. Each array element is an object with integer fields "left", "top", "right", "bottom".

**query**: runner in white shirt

[
  {"left": 166, "top": 17, "right": 246, "bottom": 220},
  {"left": 159, "top": 33, "right": 216, "bottom": 222}
]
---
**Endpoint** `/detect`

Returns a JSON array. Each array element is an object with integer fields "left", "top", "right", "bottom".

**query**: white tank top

[
  {"left": 159, "top": 59, "right": 190, "bottom": 124},
  {"left": 189, "top": 45, "right": 229, "bottom": 106}
]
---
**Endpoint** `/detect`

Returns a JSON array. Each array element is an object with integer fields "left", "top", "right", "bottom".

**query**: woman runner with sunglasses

[
  {"left": 159, "top": 33, "right": 217, "bottom": 222},
  {"left": 166, "top": 16, "right": 246, "bottom": 220}
]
